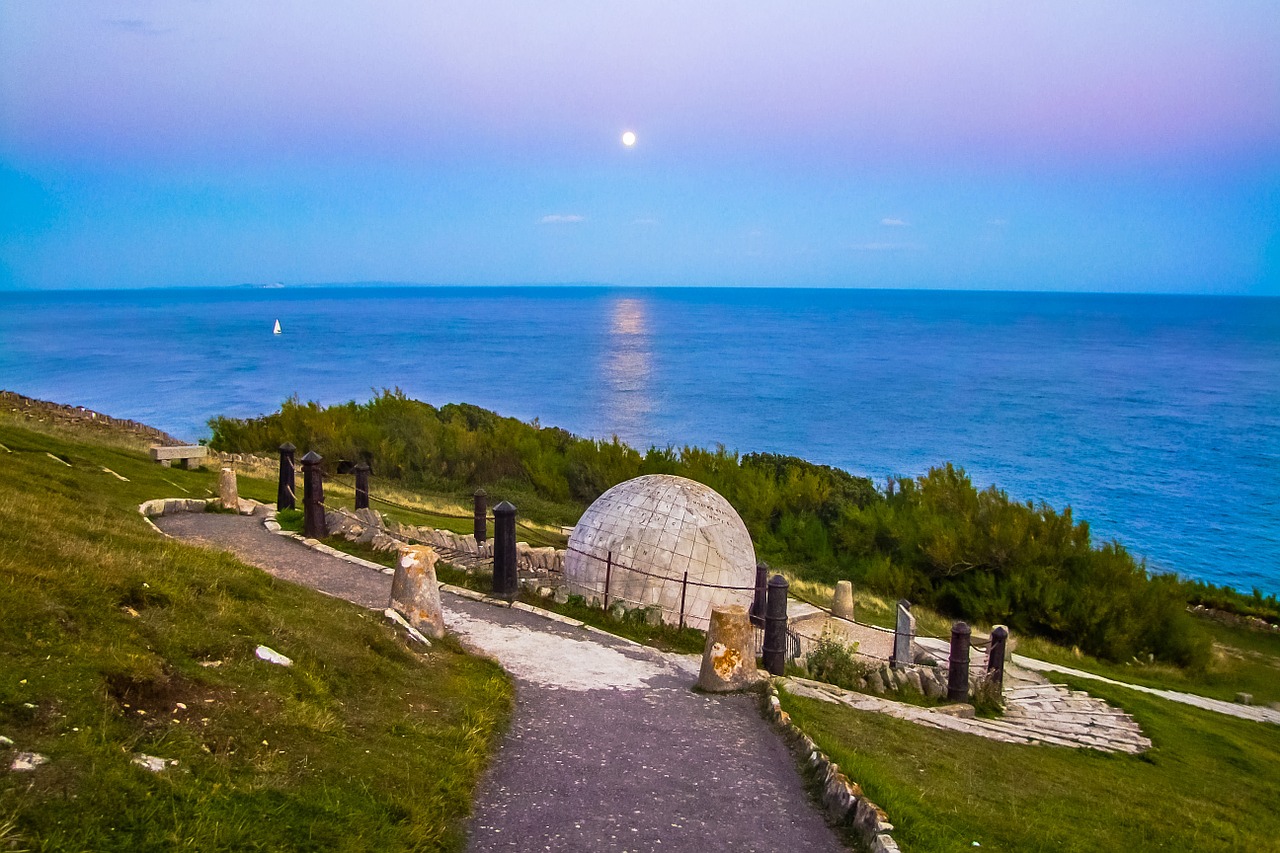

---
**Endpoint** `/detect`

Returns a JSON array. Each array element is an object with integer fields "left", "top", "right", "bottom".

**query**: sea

[{"left": 2, "top": 285, "right": 1277, "bottom": 596}]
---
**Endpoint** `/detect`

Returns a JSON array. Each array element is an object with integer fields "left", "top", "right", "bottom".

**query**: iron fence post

[
  {"left": 750, "top": 560, "right": 769, "bottom": 627},
  {"left": 353, "top": 462, "right": 370, "bottom": 510},
  {"left": 492, "top": 500, "right": 518, "bottom": 601},
  {"left": 604, "top": 551, "right": 613, "bottom": 610},
  {"left": 762, "top": 574, "right": 790, "bottom": 676},
  {"left": 987, "top": 625, "right": 1009, "bottom": 694},
  {"left": 301, "top": 451, "right": 326, "bottom": 539},
  {"left": 948, "top": 621, "right": 972, "bottom": 703},
  {"left": 679, "top": 570, "right": 689, "bottom": 628},
  {"left": 473, "top": 489, "right": 488, "bottom": 542},
  {"left": 277, "top": 442, "right": 296, "bottom": 511}
]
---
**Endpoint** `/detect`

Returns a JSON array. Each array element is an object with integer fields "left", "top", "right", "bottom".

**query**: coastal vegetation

[
  {"left": 209, "top": 391, "right": 1275, "bottom": 668},
  {"left": 0, "top": 416, "right": 511, "bottom": 851}
]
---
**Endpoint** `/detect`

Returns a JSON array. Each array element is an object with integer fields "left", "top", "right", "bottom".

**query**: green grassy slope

[
  {"left": 0, "top": 422, "right": 512, "bottom": 851},
  {"left": 783, "top": 678, "right": 1280, "bottom": 852}
]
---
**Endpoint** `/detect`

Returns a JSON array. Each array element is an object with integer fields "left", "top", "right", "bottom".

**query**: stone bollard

[
  {"left": 473, "top": 489, "right": 488, "bottom": 543},
  {"left": 750, "top": 561, "right": 769, "bottom": 627},
  {"left": 698, "top": 605, "right": 760, "bottom": 692},
  {"left": 218, "top": 467, "right": 239, "bottom": 511},
  {"left": 762, "top": 574, "right": 790, "bottom": 676},
  {"left": 891, "top": 599, "right": 915, "bottom": 669},
  {"left": 277, "top": 443, "right": 296, "bottom": 510},
  {"left": 987, "top": 625, "right": 1009, "bottom": 693},
  {"left": 832, "top": 581, "right": 855, "bottom": 620},
  {"left": 301, "top": 451, "right": 327, "bottom": 539},
  {"left": 948, "top": 621, "right": 972, "bottom": 703},
  {"left": 492, "top": 500, "right": 518, "bottom": 600},
  {"left": 354, "top": 463, "right": 370, "bottom": 510},
  {"left": 390, "top": 545, "right": 445, "bottom": 639}
]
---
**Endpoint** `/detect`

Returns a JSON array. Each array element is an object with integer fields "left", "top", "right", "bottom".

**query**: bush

[
  {"left": 805, "top": 632, "right": 869, "bottom": 691},
  {"left": 211, "top": 393, "right": 1214, "bottom": 667}
]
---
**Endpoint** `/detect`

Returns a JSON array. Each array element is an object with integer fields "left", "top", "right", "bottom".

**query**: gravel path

[{"left": 152, "top": 510, "right": 846, "bottom": 853}]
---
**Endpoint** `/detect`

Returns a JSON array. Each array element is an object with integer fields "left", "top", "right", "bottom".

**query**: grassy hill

[{"left": 0, "top": 416, "right": 512, "bottom": 851}]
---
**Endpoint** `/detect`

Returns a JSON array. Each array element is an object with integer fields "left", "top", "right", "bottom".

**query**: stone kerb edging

[
  {"left": 764, "top": 681, "right": 902, "bottom": 853},
  {"left": 262, "top": 509, "right": 641, "bottom": 644}
]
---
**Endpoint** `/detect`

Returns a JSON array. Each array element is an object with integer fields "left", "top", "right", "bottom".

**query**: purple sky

[{"left": 2, "top": 1, "right": 1277, "bottom": 292}]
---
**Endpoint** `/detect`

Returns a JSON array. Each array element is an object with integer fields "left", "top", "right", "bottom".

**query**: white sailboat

[{"left": 273, "top": 319, "right": 282, "bottom": 335}]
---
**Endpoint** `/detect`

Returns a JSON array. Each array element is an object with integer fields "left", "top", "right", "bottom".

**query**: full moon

[{"left": 621, "top": 131, "right": 636, "bottom": 147}]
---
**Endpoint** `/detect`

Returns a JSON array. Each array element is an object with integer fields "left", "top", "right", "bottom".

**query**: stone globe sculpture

[{"left": 564, "top": 474, "right": 757, "bottom": 629}]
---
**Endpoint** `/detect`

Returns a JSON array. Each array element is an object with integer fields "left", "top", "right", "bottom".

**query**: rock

[
  {"left": 0, "top": 735, "right": 12, "bottom": 747},
  {"left": 355, "top": 507, "right": 382, "bottom": 528},
  {"left": 642, "top": 606, "right": 664, "bottom": 627},
  {"left": 933, "top": 703, "right": 976, "bottom": 719},
  {"left": 139, "top": 499, "right": 166, "bottom": 517},
  {"left": 389, "top": 545, "right": 446, "bottom": 639},
  {"left": 553, "top": 587, "right": 570, "bottom": 604},
  {"left": 865, "top": 669, "right": 886, "bottom": 694},
  {"left": 132, "top": 754, "right": 172, "bottom": 773},
  {"left": 10, "top": 752, "right": 46, "bottom": 772},
  {"left": 903, "top": 668, "right": 924, "bottom": 695},
  {"left": 462, "top": 534, "right": 478, "bottom": 555},
  {"left": 354, "top": 526, "right": 377, "bottom": 545},
  {"left": 1235, "top": 692, "right": 1253, "bottom": 705},
  {"left": 236, "top": 498, "right": 255, "bottom": 515},
  {"left": 255, "top": 645, "right": 293, "bottom": 667},
  {"left": 218, "top": 467, "right": 239, "bottom": 511},
  {"left": 831, "top": 580, "right": 855, "bottom": 620},
  {"left": 608, "top": 601, "right": 627, "bottom": 621},
  {"left": 922, "top": 672, "right": 945, "bottom": 699},
  {"left": 371, "top": 532, "right": 399, "bottom": 552},
  {"left": 698, "top": 605, "right": 760, "bottom": 692}
]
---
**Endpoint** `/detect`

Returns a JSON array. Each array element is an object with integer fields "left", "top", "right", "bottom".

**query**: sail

[{"left": 273, "top": 319, "right": 282, "bottom": 334}]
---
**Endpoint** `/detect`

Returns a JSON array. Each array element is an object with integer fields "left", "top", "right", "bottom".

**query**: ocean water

[{"left": 2, "top": 285, "right": 1277, "bottom": 595}]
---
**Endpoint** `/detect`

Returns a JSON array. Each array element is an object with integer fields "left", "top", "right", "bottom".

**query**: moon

[{"left": 621, "top": 130, "right": 636, "bottom": 147}]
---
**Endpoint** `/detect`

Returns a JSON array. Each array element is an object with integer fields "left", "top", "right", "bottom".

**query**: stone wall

[
  {"left": 324, "top": 507, "right": 567, "bottom": 574},
  {"left": 1, "top": 390, "right": 181, "bottom": 444}
]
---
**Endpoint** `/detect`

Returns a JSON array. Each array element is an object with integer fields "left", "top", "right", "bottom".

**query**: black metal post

[
  {"left": 604, "top": 551, "right": 613, "bottom": 610},
  {"left": 750, "top": 560, "right": 769, "bottom": 627},
  {"left": 301, "top": 451, "right": 326, "bottom": 539},
  {"left": 679, "top": 570, "right": 689, "bottom": 628},
  {"left": 987, "top": 625, "right": 1009, "bottom": 694},
  {"left": 762, "top": 574, "right": 790, "bottom": 676},
  {"left": 354, "top": 462, "right": 370, "bottom": 510},
  {"left": 948, "top": 621, "right": 972, "bottom": 703},
  {"left": 492, "top": 500, "right": 518, "bottom": 601},
  {"left": 277, "top": 442, "right": 296, "bottom": 511},
  {"left": 473, "top": 489, "right": 488, "bottom": 542}
]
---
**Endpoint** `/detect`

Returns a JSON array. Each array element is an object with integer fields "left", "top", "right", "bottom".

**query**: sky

[{"left": 1, "top": 1, "right": 1277, "bottom": 294}]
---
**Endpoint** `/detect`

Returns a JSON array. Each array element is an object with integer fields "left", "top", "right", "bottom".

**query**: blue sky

[{"left": 1, "top": 1, "right": 1277, "bottom": 293}]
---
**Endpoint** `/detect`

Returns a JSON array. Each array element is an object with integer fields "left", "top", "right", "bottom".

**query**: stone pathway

[
  {"left": 152, "top": 510, "right": 846, "bottom": 853},
  {"left": 1012, "top": 654, "right": 1280, "bottom": 725},
  {"left": 783, "top": 676, "right": 1152, "bottom": 753},
  {"left": 914, "top": 635, "right": 1280, "bottom": 727}
]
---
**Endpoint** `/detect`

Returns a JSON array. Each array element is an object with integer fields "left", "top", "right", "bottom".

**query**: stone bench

[{"left": 149, "top": 445, "right": 207, "bottom": 469}]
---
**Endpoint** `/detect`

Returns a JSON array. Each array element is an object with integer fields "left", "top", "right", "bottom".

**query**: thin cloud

[
  {"left": 988, "top": 218, "right": 1009, "bottom": 226},
  {"left": 103, "top": 18, "right": 171, "bottom": 35},
  {"left": 632, "top": 217, "right": 658, "bottom": 225},
  {"left": 852, "top": 242, "right": 921, "bottom": 252},
  {"left": 539, "top": 214, "right": 585, "bottom": 224},
  {"left": 880, "top": 217, "right": 909, "bottom": 227}
]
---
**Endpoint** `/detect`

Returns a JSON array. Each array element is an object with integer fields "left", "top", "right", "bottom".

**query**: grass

[
  {"left": 1016, "top": 621, "right": 1280, "bottom": 707},
  {"left": 781, "top": 677, "right": 1280, "bottom": 852},
  {"left": 0, "top": 419, "right": 513, "bottom": 851}
]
